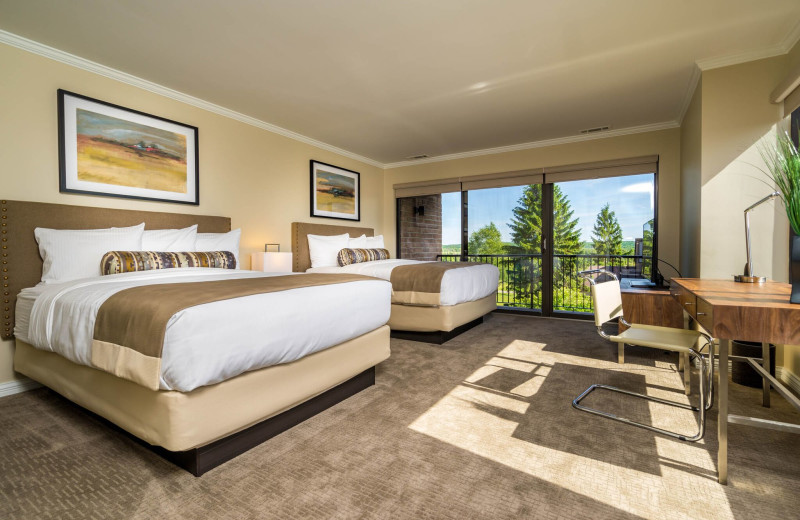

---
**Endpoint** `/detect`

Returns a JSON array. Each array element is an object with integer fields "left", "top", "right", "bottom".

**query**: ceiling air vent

[
  {"left": 405, "top": 154, "right": 429, "bottom": 160},
  {"left": 580, "top": 126, "right": 610, "bottom": 135}
]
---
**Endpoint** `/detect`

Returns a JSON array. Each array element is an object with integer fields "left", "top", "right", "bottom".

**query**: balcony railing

[{"left": 437, "top": 253, "right": 649, "bottom": 313}]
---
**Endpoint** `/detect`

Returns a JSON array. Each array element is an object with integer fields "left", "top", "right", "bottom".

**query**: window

[{"left": 395, "top": 157, "right": 658, "bottom": 315}]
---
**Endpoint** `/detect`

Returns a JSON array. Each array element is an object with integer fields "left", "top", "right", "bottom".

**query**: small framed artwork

[
  {"left": 58, "top": 89, "right": 199, "bottom": 205},
  {"left": 310, "top": 160, "right": 360, "bottom": 221}
]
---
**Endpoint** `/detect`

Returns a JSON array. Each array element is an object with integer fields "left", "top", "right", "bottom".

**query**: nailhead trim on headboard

[{"left": 2, "top": 200, "right": 9, "bottom": 338}]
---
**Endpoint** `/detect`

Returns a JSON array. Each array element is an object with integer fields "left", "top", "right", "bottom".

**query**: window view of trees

[
  {"left": 591, "top": 203, "right": 623, "bottom": 255},
  {"left": 442, "top": 174, "right": 655, "bottom": 313}
]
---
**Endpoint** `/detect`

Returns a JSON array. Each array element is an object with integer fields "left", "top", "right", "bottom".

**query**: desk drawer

[
  {"left": 696, "top": 297, "right": 714, "bottom": 334},
  {"left": 671, "top": 286, "right": 697, "bottom": 318}
]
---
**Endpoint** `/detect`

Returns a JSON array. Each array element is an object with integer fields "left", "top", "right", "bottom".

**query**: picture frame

[
  {"left": 310, "top": 160, "right": 360, "bottom": 221},
  {"left": 58, "top": 89, "right": 199, "bottom": 205}
]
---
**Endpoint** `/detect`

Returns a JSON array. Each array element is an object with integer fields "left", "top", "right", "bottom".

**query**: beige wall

[
  {"left": 383, "top": 129, "right": 682, "bottom": 274},
  {"left": 687, "top": 41, "right": 800, "bottom": 377},
  {"left": 0, "top": 43, "right": 384, "bottom": 385},
  {"left": 698, "top": 56, "right": 788, "bottom": 282},
  {"left": 679, "top": 79, "right": 702, "bottom": 278}
]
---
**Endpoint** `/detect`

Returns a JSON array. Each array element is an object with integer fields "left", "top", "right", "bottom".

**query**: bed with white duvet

[
  {"left": 307, "top": 259, "right": 498, "bottom": 306},
  {"left": 16, "top": 268, "right": 391, "bottom": 392}
]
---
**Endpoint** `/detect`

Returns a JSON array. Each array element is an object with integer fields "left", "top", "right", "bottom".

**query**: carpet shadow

[{"left": 468, "top": 361, "right": 668, "bottom": 476}]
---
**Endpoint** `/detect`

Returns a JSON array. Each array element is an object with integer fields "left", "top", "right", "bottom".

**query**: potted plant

[{"left": 760, "top": 130, "right": 800, "bottom": 302}]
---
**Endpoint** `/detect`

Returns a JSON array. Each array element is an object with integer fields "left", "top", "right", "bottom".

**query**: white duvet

[
  {"left": 307, "top": 259, "right": 498, "bottom": 306},
  {"left": 17, "top": 268, "right": 391, "bottom": 392}
]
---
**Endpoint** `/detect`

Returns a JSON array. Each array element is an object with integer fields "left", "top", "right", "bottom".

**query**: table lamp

[
  {"left": 251, "top": 244, "right": 293, "bottom": 273},
  {"left": 734, "top": 191, "right": 780, "bottom": 283}
]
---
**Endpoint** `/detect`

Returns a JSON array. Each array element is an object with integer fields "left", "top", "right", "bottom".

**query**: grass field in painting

[
  {"left": 77, "top": 135, "right": 187, "bottom": 193},
  {"left": 315, "top": 191, "right": 356, "bottom": 214}
]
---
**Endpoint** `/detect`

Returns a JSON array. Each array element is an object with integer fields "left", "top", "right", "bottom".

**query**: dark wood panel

[{"left": 619, "top": 290, "right": 684, "bottom": 332}]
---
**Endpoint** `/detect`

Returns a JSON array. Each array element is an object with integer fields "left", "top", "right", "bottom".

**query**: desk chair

[{"left": 572, "top": 269, "right": 714, "bottom": 442}]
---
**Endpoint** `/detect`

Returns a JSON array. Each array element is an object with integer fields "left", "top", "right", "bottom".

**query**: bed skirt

[
  {"left": 388, "top": 293, "right": 497, "bottom": 332},
  {"left": 14, "top": 325, "right": 390, "bottom": 452}
]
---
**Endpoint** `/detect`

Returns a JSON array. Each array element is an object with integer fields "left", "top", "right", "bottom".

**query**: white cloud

[{"left": 621, "top": 182, "right": 654, "bottom": 209}]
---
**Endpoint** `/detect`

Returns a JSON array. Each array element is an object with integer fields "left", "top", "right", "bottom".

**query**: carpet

[{"left": 1, "top": 314, "right": 799, "bottom": 519}]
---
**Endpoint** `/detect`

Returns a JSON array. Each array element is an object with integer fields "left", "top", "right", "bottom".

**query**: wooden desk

[
  {"left": 670, "top": 278, "right": 800, "bottom": 484},
  {"left": 619, "top": 286, "right": 684, "bottom": 333}
]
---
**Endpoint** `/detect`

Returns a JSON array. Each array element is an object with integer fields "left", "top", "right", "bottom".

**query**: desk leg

[
  {"left": 762, "top": 342, "right": 771, "bottom": 408},
  {"left": 718, "top": 338, "right": 729, "bottom": 485}
]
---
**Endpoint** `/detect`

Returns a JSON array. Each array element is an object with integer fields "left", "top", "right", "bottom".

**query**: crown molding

[
  {"left": 5, "top": 20, "right": 800, "bottom": 172},
  {"left": 0, "top": 30, "right": 384, "bottom": 169},
  {"left": 677, "top": 65, "right": 702, "bottom": 125},
  {"left": 696, "top": 45, "right": 788, "bottom": 72},
  {"left": 696, "top": 20, "right": 800, "bottom": 71},
  {"left": 779, "top": 19, "right": 800, "bottom": 55},
  {"left": 384, "top": 121, "right": 679, "bottom": 169},
  {"left": 676, "top": 19, "right": 800, "bottom": 125}
]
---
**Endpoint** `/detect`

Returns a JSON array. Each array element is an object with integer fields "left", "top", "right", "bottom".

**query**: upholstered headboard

[
  {"left": 291, "top": 222, "right": 374, "bottom": 273},
  {"left": 1, "top": 199, "right": 231, "bottom": 340}
]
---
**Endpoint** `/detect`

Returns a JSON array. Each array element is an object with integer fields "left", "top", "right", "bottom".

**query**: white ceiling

[{"left": 1, "top": 0, "right": 799, "bottom": 166}]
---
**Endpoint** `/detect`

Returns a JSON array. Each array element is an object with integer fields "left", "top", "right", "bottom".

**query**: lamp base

[{"left": 733, "top": 275, "right": 766, "bottom": 283}]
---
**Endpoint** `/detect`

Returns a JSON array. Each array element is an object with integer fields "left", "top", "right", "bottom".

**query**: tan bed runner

[
  {"left": 92, "top": 273, "right": 376, "bottom": 390},
  {"left": 390, "top": 262, "right": 483, "bottom": 306}
]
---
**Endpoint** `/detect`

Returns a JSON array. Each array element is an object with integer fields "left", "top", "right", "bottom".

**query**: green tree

[
  {"left": 552, "top": 186, "right": 582, "bottom": 255},
  {"left": 468, "top": 223, "right": 505, "bottom": 255},
  {"left": 506, "top": 185, "right": 582, "bottom": 307},
  {"left": 508, "top": 184, "right": 543, "bottom": 254},
  {"left": 591, "top": 203, "right": 623, "bottom": 256}
]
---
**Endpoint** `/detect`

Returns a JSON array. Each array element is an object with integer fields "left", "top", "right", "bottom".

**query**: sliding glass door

[
  {"left": 551, "top": 174, "right": 656, "bottom": 314},
  {"left": 465, "top": 185, "right": 543, "bottom": 310},
  {"left": 396, "top": 167, "right": 657, "bottom": 316}
]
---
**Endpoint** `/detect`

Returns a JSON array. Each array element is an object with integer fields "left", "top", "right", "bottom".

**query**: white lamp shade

[{"left": 251, "top": 252, "right": 293, "bottom": 273}]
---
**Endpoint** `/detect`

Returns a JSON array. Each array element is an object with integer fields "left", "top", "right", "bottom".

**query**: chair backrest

[{"left": 590, "top": 279, "right": 624, "bottom": 326}]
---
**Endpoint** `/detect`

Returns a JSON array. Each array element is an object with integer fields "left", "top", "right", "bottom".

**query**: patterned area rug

[{"left": 1, "top": 314, "right": 799, "bottom": 519}]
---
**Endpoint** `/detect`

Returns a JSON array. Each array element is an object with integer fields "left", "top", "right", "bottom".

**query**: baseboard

[
  {"left": 776, "top": 366, "right": 800, "bottom": 396},
  {"left": 0, "top": 377, "right": 41, "bottom": 398}
]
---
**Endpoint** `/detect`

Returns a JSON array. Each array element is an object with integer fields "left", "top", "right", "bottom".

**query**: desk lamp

[{"left": 734, "top": 191, "right": 780, "bottom": 283}]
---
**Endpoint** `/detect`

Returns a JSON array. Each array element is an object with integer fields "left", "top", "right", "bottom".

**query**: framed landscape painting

[
  {"left": 58, "top": 89, "right": 199, "bottom": 205},
  {"left": 310, "top": 160, "right": 360, "bottom": 221}
]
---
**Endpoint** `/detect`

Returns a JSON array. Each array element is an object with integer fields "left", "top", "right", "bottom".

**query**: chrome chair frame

[{"left": 573, "top": 269, "right": 714, "bottom": 442}]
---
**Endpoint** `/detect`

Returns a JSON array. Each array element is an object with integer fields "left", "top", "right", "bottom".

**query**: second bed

[{"left": 292, "top": 222, "right": 498, "bottom": 343}]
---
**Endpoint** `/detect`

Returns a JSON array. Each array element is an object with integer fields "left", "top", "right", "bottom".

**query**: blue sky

[{"left": 442, "top": 173, "right": 654, "bottom": 244}]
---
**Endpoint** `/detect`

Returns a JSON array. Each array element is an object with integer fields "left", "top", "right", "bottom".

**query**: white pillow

[
  {"left": 35, "top": 223, "right": 145, "bottom": 284},
  {"left": 142, "top": 225, "right": 197, "bottom": 252},
  {"left": 195, "top": 229, "right": 242, "bottom": 268},
  {"left": 348, "top": 234, "right": 368, "bottom": 248},
  {"left": 307, "top": 233, "right": 349, "bottom": 268},
  {"left": 365, "top": 235, "right": 385, "bottom": 248}
]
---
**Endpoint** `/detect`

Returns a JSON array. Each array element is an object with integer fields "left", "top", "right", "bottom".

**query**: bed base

[
  {"left": 69, "top": 367, "right": 376, "bottom": 476},
  {"left": 390, "top": 317, "right": 484, "bottom": 344}
]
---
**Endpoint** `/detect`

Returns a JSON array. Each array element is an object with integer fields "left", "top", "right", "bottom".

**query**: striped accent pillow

[
  {"left": 337, "top": 248, "right": 390, "bottom": 266},
  {"left": 101, "top": 251, "right": 237, "bottom": 275}
]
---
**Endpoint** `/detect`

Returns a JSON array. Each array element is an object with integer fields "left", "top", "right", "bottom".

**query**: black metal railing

[{"left": 437, "top": 253, "right": 648, "bottom": 313}]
